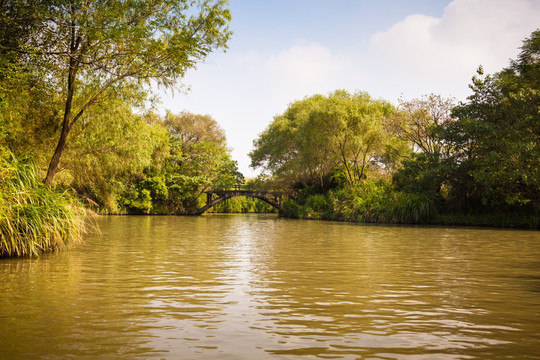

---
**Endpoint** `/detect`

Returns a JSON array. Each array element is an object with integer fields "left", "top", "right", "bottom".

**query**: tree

[
  {"left": 390, "top": 94, "right": 455, "bottom": 157},
  {"left": 65, "top": 100, "right": 169, "bottom": 213},
  {"left": 250, "top": 94, "right": 337, "bottom": 190},
  {"left": 447, "top": 30, "right": 539, "bottom": 210},
  {"left": 315, "top": 91, "right": 401, "bottom": 186},
  {"left": 250, "top": 90, "right": 404, "bottom": 190},
  {"left": 394, "top": 30, "right": 540, "bottom": 215},
  {"left": 0, "top": 48, "right": 60, "bottom": 162},
  {"left": 389, "top": 94, "right": 456, "bottom": 202},
  {"left": 0, "top": 0, "right": 232, "bottom": 184}
]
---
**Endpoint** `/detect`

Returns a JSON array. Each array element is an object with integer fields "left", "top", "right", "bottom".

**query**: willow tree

[
  {"left": 250, "top": 94, "right": 339, "bottom": 190},
  {"left": 0, "top": 0, "right": 232, "bottom": 184},
  {"left": 310, "top": 90, "right": 400, "bottom": 186},
  {"left": 250, "top": 91, "right": 405, "bottom": 189}
]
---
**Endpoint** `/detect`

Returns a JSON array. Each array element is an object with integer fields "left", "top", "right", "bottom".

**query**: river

[{"left": 1, "top": 215, "right": 539, "bottom": 359}]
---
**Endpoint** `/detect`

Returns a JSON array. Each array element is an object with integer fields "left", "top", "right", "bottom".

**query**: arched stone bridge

[{"left": 197, "top": 185, "right": 284, "bottom": 215}]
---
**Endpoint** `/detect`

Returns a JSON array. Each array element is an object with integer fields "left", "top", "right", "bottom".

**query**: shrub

[
  {"left": 121, "top": 187, "right": 153, "bottom": 214},
  {"left": 294, "top": 180, "right": 439, "bottom": 224},
  {"left": 298, "top": 194, "right": 328, "bottom": 219}
]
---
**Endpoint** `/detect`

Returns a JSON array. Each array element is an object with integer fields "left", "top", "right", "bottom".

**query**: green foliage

[
  {"left": 390, "top": 30, "right": 539, "bottom": 222},
  {"left": 0, "top": 1, "right": 237, "bottom": 216},
  {"left": 0, "top": 152, "right": 85, "bottom": 257},
  {"left": 282, "top": 198, "right": 301, "bottom": 218},
  {"left": 298, "top": 194, "right": 328, "bottom": 219},
  {"left": 78, "top": 110, "right": 244, "bottom": 215},
  {"left": 158, "top": 111, "right": 242, "bottom": 214},
  {"left": 1, "top": 0, "right": 232, "bottom": 184},
  {"left": 392, "top": 152, "right": 450, "bottom": 200},
  {"left": 141, "top": 176, "right": 169, "bottom": 202},
  {"left": 62, "top": 102, "right": 169, "bottom": 213},
  {"left": 1, "top": 13, "right": 536, "bottom": 235},
  {"left": 284, "top": 180, "right": 437, "bottom": 224},
  {"left": 250, "top": 90, "right": 406, "bottom": 190},
  {"left": 122, "top": 187, "right": 153, "bottom": 214},
  {"left": 0, "top": 58, "right": 60, "bottom": 163},
  {"left": 335, "top": 181, "right": 437, "bottom": 224},
  {"left": 447, "top": 31, "right": 538, "bottom": 212}
]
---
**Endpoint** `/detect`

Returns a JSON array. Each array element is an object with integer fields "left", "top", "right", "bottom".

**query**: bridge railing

[{"left": 207, "top": 184, "right": 282, "bottom": 193}]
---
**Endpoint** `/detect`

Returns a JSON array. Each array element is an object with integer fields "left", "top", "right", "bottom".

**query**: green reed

[{"left": 0, "top": 152, "right": 85, "bottom": 257}]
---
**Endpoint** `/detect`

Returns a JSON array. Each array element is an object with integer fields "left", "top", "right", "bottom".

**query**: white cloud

[
  {"left": 371, "top": 14, "right": 440, "bottom": 54},
  {"left": 254, "top": 42, "right": 357, "bottom": 123},
  {"left": 265, "top": 43, "right": 347, "bottom": 90},
  {"left": 367, "top": 0, "right": 540, "bottom": 100}
]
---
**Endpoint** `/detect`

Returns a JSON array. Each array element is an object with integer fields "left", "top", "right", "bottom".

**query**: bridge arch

[{"left": 196, "top": 190, "right": 284, "bottom": 215}]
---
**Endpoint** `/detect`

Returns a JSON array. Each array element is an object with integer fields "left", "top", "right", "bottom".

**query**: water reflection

[{"left": 0, "top": 215, "right": 539, "bottom": 359}]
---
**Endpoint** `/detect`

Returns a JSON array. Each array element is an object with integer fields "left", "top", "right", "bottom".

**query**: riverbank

[
  {"left": 279, "top": 181, "right": 538, "bottom": 229},
  {"left": 0, "top": 151, "right": 535, "bottom": 259}
]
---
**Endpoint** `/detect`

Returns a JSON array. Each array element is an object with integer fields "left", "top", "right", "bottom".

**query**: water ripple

[{"left": 0, "top": 215, "right": 539, "bottom": 359}]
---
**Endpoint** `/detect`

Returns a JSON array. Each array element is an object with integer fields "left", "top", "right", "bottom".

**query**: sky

[{"left": 159, "top": 0, "right": 540, "bottom": 178}]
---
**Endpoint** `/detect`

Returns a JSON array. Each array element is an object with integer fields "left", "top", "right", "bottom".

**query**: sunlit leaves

[
  {"left": 0, "top": 0, "right": 232, "bottom": 183},
  {"left": 62, "top": 98, "right": 169, "bottom": 213},
  {"left": 250, "top": 90, "right": 405, "bottom": 190}
]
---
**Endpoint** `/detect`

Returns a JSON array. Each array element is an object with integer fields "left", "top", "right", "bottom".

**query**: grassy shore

[{"left": 0, "top": 152, "right": 86, "bottom": 257}]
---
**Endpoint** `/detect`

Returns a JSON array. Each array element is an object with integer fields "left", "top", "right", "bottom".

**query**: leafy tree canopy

[
  {"left": 0, "top": 0, "right": 232, "bottom": 183},
  {"left": 163, "top": 111, "right": 242, "bottom": 213},
  {"left": 250, "top": 90, "right": 407, "bottom": 191}
]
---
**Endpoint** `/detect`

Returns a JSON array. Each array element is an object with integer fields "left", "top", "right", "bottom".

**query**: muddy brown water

[{"left": 1, "top": 215, "right": 539, "bottom": 359}]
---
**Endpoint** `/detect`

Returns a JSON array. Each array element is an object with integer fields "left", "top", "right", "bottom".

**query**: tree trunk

[
  {"left": 44, "top": 74, "right": 75, "bottom": 184},
  {"left": 44, "top": 22, "right": 79, "bottom": 185},
  {"left": 44, "top": 125, "right": 69, "bottom": 184},
  {"left": 44, "top": 70, "right": 77, "bottom": 183},
  {"left": 358, "top": 152, "right": 368, "bottom": 182},
  {"left": 340, "top": 139, "right": 354, "bottom": 187}
]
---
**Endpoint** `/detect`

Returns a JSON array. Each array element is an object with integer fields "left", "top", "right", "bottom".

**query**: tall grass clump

[{"left": 0, "top": 152, "right": 86, "bottom": 257}]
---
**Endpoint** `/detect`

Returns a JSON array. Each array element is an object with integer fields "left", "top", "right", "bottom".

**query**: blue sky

[{"left": 160, "top": 0, "right": 540, "bottom": 177}]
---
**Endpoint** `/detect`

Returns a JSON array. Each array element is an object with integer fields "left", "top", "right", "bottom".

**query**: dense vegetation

[
  {"left": 0, "top": 0, "right": 234, "bottom": 256},
  {"left": 207, "top": 196, "right": 276, "bottom": 214},
  {"left": 250, "top": 30, "right": 539, "bottom": 228}
]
